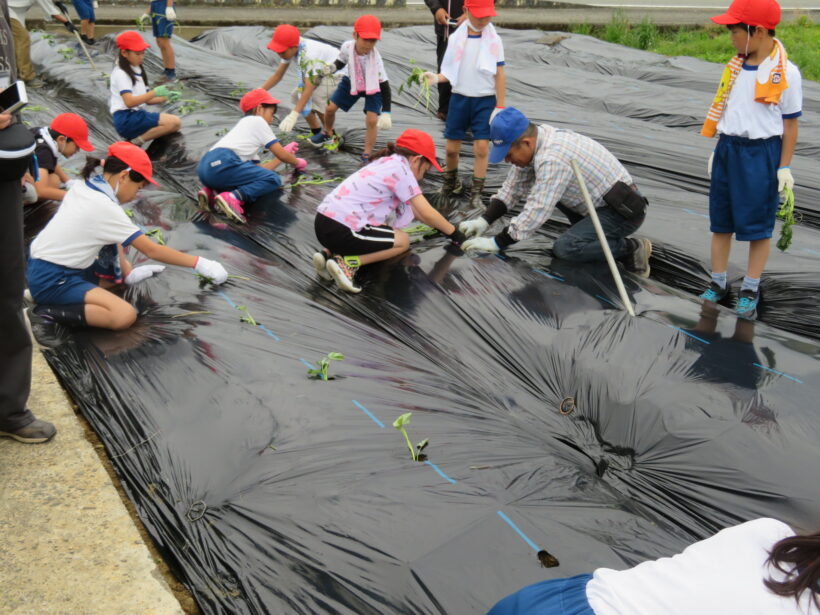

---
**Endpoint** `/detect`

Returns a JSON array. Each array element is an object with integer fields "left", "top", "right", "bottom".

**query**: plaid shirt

[{"left": 494, "top": 125, "right": 633, "bottom": 242}]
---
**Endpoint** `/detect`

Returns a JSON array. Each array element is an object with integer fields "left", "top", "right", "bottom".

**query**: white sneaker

[{"left": 312, "top": 251, "right": 332, "bottom": 280}]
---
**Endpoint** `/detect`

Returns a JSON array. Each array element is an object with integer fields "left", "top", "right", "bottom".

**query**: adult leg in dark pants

[
  {"left": 0, "top": 180, "right": 56, "bottom": 443},
  {"left": 435, "top": 23, "right": 454, "bottom": 119},
  {"left": 552, "top": 206, "right": 644, "bottom": 262}
]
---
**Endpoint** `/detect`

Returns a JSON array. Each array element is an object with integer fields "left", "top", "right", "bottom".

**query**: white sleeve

[
  {"left": 497, "top": 38, "right": 505, "bottom": 64},
  {"left": 96, "top": 206, "right": 144, "bottom": 247},
  {"left": 377, "top": 52, "right": 388, "bottom": 82},
  {"left": 254, "top": 116, "right": 277, "bottom": 148},
  {"left": 37, "top": 0, "right": 60, "bottom": 19},
  {"left": 111, "top": 68, "right": 134, "bottom": 94},
  {"left": 780, "top": 63, "right": 802, "bottom": 117},
  {"left": 337, "top": 41, "right": 351, "bottom": 66}
]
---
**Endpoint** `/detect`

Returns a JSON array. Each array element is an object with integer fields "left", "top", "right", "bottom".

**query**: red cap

[
  {"left": 396, "top": 129, "right": 443, "bottom": 172},
  {"left": 267, "top": 24, "right": 300, "bottom": 53},
  {"left": 711, "top": 0, "right": 780, "bottom": 30},
  {"left": 354, "top": 15, "right": 382, "bottom": 40},
  {"left": 116, "top": 30, "right": 151, "bottom": 52},
  {"left": 239, "top": 89, "right": 280, "bottom": 113},
  {"left": 464, "top": 0, "right": 496, "bottom": 19},
  {"left": 50, "top": 113, "right": 93, "bottom": 151},
  {"left": 107, "top": 142, "right": 157, "bottom": 185}
]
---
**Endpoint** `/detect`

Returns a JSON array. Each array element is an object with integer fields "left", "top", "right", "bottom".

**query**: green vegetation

[
  {"left": 392, "top": 412, "right": 429, "bottom": 462},
  {"left": 571, "top": 13, "right": 819, "bottom": 81},
  {"left": 306, "top": 352, "right": 344, "bottom": 381},
  {"left": 776, "top": 186, "right": 796, "bottom": 252}
]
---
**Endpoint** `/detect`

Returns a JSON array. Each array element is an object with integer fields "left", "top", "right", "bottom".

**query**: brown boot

[
  {"left": 469, "top": 177, "right": 486, "bottom": 209},
  {"left": 439, "top": 169, "right": 464, "bottom": 197}
]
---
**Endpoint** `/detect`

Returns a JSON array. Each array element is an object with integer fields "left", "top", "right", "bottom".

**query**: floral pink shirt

[{"left": 317, "top": 154, "right": 421, "bottom": 231}]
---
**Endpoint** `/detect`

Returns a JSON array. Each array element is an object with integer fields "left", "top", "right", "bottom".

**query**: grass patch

[{"left": 571, "top": 13, "right": 819, "bottom": 81}]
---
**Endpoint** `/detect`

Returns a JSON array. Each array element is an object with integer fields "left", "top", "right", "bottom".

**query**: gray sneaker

[
  {"left": 0, "top": 418, "right": 57, "bottom": 443},
  {"left": 625, "top": 237, "right": 652, "bottom": 278}
]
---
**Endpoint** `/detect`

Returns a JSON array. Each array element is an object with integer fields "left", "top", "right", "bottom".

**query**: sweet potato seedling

[
  {"left": 307, "top": 352, "right": 344, "bottom": 381},
  {"left": 393, "top": 412, "right": 428, "bottom": 461},
  {"left": 398, "top": 60, "right": 433, "bottom": 113},
  {"left": 776, "top": 186, "right": 796, "bottom": 252}
]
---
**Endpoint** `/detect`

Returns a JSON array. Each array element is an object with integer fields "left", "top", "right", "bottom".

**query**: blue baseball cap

[{"left": 489, "top": 107, "right": 530, "bottom": 163}]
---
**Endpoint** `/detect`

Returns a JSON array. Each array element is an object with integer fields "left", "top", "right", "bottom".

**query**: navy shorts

[
  {"left": 487, "top": 574, "right": 595, "bottom": 615},
  {"left": 709, "top": 134, "right": 781, "bottom": 241},
  {"left": 330, "top": 76, "right": 382, "bottom": 115},
  {"left": 150, "top": 0, "right": 175, "bottom": 38},
  {"left": 113, "top": 109, "right": 161, "bottom": 141},
  {"left": 444, "top": 93, "right": 495, "bottom": 141},
  {"left": 27, "top": 245, "right": 122, "bottom": 305},
  {"left": 73, "top": 0, "right": 95, "bottom": 21}
]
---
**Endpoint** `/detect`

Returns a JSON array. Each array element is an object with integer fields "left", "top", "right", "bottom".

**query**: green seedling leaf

[
  {"left": 327, "top": 352, "right": 344, "bottom": 361},
  {"left": 307, "top": 352, "right": 344, "bottom": 380},
  {"left": 195, "top": 119, "right": 207, "bottom": 126},
  {"left": 124, "top": 208, "right": 135, "bottom": 219},
  {"left": 393, "top": 412, "right": 418, "bottom": 461},
  {"left": 776, "top": 186, "right": 796, "bottom": 252},
  {"left": 22, "top": 104, "right": 49, "bottom": 112},
  {"left": 236, "top": 305, "right": 258, "bottom": 326},
  {"left": 415, "top": 438, "right": 429, "bottom": 454},
  {"left": 214, "top": 128, "right": 229, "bottom": 137},
  {"left": 145, "top": 228, "right": 165, "bottom": 245}
]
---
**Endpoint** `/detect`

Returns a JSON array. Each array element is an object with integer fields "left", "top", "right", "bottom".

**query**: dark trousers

[
  {"left": 435, "top": 23, "right": 456, "bottom": 116},
  {"left": 0, "top": 180, "right": 34, "bottom": 430},
  {"left": 553, "top": 203, "right": 643, "bottom": 262}
]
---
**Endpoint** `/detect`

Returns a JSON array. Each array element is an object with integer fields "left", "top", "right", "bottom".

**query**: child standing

[
  {"left": 72, "top": 0, "right": 96, "bottom": 44},
  {"left": 423, "top": 0, "right": 505, "bottom": 208},
  {"left": 148, "top": 0, "right": 177, "bottom": 83},
  {"left": 30, "top": 113, "right": 94, "bottom": 202},
  {"left": 196, "top": 89, "right": 306, "bottom": 224},
  {"left": 700, "top": 0, "right": 802, "bottom": 319},
  {"left": 27, "top": 142, "right": 229, "bottom": 330},
  {"left": 308, "top": 15, "right": 393, "bottom": 163},
  {"left": 109, "top": 31, "right": 182, "bottom": 146},
  {"left": 312, "top": 129, "right": 466, "bottom": 293},
  {"left": 261, "top": 24, "right": 341, "bottom": 136}
]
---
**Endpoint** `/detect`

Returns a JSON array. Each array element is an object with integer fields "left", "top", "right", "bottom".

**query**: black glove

[
  {"left": 62, "top": 20, "right": 77, "bottom": 33},
  {"left": 54, "top": 1, "right": 68, "bottom": 15},
  {"left": 447, "top": 228, "right": 468, "bottom": 247}
]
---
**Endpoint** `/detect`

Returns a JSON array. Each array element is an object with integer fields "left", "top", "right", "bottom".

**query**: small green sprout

[
  {"left": 145, "top": 228, "right": 165, "bottom": 245},
  {"left": 124, "top": 208, "right": 135, "bottom": 219},
  {"left": 214, "top": 128, "right": 229, "bottom": 137},
  {"left": 22, "top": 104, "right": 49, "bottom": 112},
  {"left": 228, "top": 82, "right": 246, "bottom": 97},
  {"left": 195, "top": 119, "right": 207, "bottom": 126},
  {"left": 236, "top": 305, "right": 258, "bottom": 326},
  {"left": 306, "top": 352, "right": 344, "bottom": 381},
  {"left": 392, "top": 412, "right": 428, "bottom": 461},
  {"left": 58, "top": 47, "right": 75, "bottom": 61}
]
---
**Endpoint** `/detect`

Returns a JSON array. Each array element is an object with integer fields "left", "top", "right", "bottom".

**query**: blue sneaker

[
  {"left": 699, "top": 282, "right": 729, "bottom": 303},
  {"left": 735, "top": 288, "right": 759, "bottom": 319},
  {"left": 308, "top": 131, "right": 331, "bottom": 148}
]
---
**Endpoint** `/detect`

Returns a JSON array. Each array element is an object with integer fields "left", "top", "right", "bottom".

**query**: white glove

[
  {"left": 278, "top": 110, "right": 300, "bottom": 133},
  {"left": 194, "top": 257, "right": 228, "bottom": 285},
  {"left": 165, "top": 5, "right": 176, "bottom": 20},
  {"left": 462, "top": 236, "right": 500, "bottom": 253},
  {"left": 777, "top": 167, "right": 794, "bottom": 192},
  {"left": 125, "top": 264, "right": 165, "bottom": 285},
  {"left": 376, "top": 112, "right": 391, "bottom": 131},
  {"left": 707, "top": 151, "right": 714, "bottom": 178},
  {"left": 489, "top": 107, "right": 504, "bottom": 123},
  {"left": 138, "top": 12, "right": 151, "bottom": 26},
  {"left": 320, "top": 62, "right": 336, "bottom": 77},
  {"left": 422, "top": 71, "right": 439, "bottom": 87},
  {"left": 459, "top": 217, "right": 489, "bottom": 238},
  {"left": 92, "top": 0, "right": 98, "bottom": 7},
  {"left": 22, "top": 182, "right": 38, "bottom": 204}
]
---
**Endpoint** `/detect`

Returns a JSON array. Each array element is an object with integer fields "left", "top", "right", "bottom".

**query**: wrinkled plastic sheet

[{"left": 27, "top": 26, "right": 820, "bottom": 614}]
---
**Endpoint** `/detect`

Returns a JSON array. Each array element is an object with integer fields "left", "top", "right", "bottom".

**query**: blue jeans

[
  {"left": 552, "top": 206, "right": 643, "bottom": 262},
  {"left": 197, "top": 148, "right": 282, "bottom": 203},
  {"left": 487, "top": 574, "right": 595, "bottom": 615}
]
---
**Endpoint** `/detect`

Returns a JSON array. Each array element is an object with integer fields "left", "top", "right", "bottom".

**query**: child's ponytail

[
  {"left": 81, "top": 155, "right": 147, "bottom": 183},
  {"left": 368, "top": 141, "right": 417, "bottom": 164}
]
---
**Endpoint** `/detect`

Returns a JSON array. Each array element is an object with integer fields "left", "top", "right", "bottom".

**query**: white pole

[{"left": 569, "top": 159, "right": 636, "bottom": 317}]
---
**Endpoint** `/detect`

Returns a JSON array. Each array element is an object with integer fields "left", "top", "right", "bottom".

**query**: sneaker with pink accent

[
  {"left": 326, "top": 255, "right": 361, "bottom": 293},
  {"left": 196, "top": 186, "right": 216, "bottom": 211},
  {"left": 214, "top": 191, "right": 246, "bottom": 224}
]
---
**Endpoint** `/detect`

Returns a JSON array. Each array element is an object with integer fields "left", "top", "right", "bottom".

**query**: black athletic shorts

[{"left": 315, "top": 213, "right": 396, "bottom": 255}]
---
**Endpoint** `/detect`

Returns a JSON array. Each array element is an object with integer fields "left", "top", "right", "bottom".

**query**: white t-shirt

[
  {"left": 30, "top": 178, "right": 143, "bottom": 270},
  {"left": 210, "top": 116, "right": 278, "bottom": 162},
  {"left": 453, "top": 34, "right": 505, "bottom": 97},
  {"left": 586, "top": 518, "right": 818, "bottom": 615},
  {"left": 717, "top": 61, "right": 802, "bottom": 139},
  {"left": 280, "top": 38, "right": 339, "bottom": 86},
  {"left": 109, "top": 64, "right": 148, "bottom": 114},
  {"left": 8, "top": 0, "right": 59, "bottom": 27}
]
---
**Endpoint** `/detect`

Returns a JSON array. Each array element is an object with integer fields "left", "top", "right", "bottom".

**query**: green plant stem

[{"left": 399, "top": 427, "right": 416, "bottom": 461}]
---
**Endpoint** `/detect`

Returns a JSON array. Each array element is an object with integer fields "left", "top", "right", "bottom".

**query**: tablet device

[{"left": 0, "top": 81, "right": 29, "bottom": 115}]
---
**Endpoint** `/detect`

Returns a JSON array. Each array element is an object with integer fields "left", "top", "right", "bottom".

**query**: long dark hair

[
  {"left": 765, "top": 531, "right": 820, "bottom": 608},
  {"left": 118, "top": 52, "right": 149, "bottom": 88},
  {"left": 368, "top": 141, "right": 423, "bottom": 164},
  {"left": 81, "top": 156, "right": 146, "bottom": 183}
]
